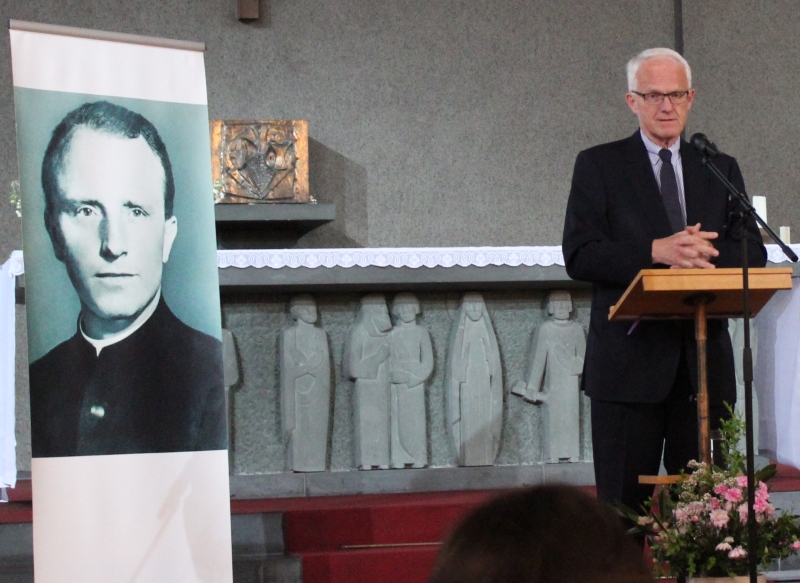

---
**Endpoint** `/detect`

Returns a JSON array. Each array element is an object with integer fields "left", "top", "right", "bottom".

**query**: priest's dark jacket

[
  {"left": 562, "top": 131, "right": 767, "bottom": 408},
  {"left": 29, "top": 298, "right": 227, "bottom": 457}
]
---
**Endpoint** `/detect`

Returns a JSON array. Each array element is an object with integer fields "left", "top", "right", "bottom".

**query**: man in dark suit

[
  {"left": 29, "top": 101, "right": 226, "bottom": 457},
  {"left": 562, "top": 48, "right": 766, "bottom": 512}
]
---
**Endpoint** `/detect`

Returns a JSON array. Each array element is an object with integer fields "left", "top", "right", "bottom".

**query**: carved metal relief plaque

[{"left": 210, "top": 120, "right": 312, "bottom": 203}]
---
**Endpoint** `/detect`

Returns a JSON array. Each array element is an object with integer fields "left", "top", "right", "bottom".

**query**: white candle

[
  {"left": 780, "top": 226, "right": 791, "bottom": 244},
  {"left": 752, "top": 196, "right": 767, "bottom": 223}
]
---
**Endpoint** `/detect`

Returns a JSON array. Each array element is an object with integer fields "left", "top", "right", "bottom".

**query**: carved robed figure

[
  {"left": 389, "top": 294, "right": 434, "bottom": 468},
  {"left": 445, "top": 292, "right": 504, "bottom": 466},
  {"left": 514, "top": 290, "right": 586, "bottom": 463},
  {"left": 344, "top": 295, "right": 393, "bottom": 469},
  {"left": 280, "top": 295, "right": 331, "bottom": 472}
]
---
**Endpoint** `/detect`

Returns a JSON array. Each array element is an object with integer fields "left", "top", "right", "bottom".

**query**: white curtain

[
  {"left": 755, "top": 278, "right": 800, "bottom": 467},
  {"left": 0, "top": 253, "right": 17, "bottom": 492}
]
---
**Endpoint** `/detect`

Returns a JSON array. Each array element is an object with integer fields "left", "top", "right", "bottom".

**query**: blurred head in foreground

[{"left": 427, "top": 485, "right": 653, "bottom": 583}]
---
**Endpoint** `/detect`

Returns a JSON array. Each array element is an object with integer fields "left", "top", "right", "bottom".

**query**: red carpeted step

[
  {"left": 0, "top": 502, "right": 32, "bottom": 524},
  {"left": 282, "top": 490, "right": 499, "bottom": 553},
  {"left": 3, "top": 480, "right": 31, "bottom": 502},
  {"left": 300, "top": 545, "right": 440, "bottom": 583},
  {"left": 770, "top": 462, "right": 800, "bottom": 492}
]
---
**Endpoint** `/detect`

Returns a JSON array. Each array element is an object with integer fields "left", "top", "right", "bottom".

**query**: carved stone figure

[
  {"left": 280, "top": 295, "right": 331, "bottom": 472},
  {"left": 344, "top": 295, "right": 392, "bottom": 469},
  {"left": 221, "top": 329, "right": 240, "bottom": 390},
  {"left": 730, "top": 318, "right": 759, "bottom": 453},
  {"left": 445, "top": 292, "right": 503, "bottom": 466},
  {"left": 513, "top": 291, "right": 586, "bottom": 463},
  {"left": 389, "top": 294, "right": 434, "bottom": 468},
  {"left": 221, "top": 328, "right": 239, "bottom": 464}
]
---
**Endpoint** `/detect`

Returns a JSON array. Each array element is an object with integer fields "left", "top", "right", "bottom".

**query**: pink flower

[
  {"left": 791, "top": 541, "right": 800, "bottom": 550},
  {"left": 736, "top": 476, "right": 748, "bottom": 488},
  {"left": 710, "top": 498, "right": 720, "bottom": 509},
  {"left": 674, "top": 508, "right": 688, "bottom": 523},
  {"left": 754, "top": 498, "right": 770, "bottom": 514},
  {"left": 755, "top": 486, "right": 770, "bottom": 505},
  {"left": 738, "top": 503, "right": 749, "bottom": 523},
  {"left": 691, "top": 515, "right": 699, "bottom": 522},
  {"left": 729, "top": 546, "right": 748, "bottom": 559},
  {"left": 709, "top": 509, "right": 730, "bottom": 529},
  {"left": 716, "top": 542, "right": 732, "bottom": 552},
  {"left": 715, "top": 484, "right": 730, "bottom": 495},
  {"left": 725, "top": 488, "right": 744, "bottom": 503}
]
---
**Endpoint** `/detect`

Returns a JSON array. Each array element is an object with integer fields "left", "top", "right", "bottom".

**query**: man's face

[
  {"left": 625, "top": 57, "right": 695, "bottom": 148},
  {"left": 54, "top": 128, "right": 178, "bottom": 333}
]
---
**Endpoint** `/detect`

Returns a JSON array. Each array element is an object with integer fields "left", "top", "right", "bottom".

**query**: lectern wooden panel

[{"left": 608, "top": 267, "right": 792, "bottom": 471}]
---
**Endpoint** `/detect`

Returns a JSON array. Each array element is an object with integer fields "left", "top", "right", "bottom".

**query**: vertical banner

[{"left": 10, "top": 22, "right": 232, "bottom": 582}]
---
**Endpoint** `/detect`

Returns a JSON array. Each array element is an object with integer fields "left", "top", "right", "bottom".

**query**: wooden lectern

[{"left": 608, "top": 267, "right": 793, "bottom": 485}]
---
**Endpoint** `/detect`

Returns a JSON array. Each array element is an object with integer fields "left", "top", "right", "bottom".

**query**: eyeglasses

[{"left": 631, "top": 90, "right": 691, "bottom": 105}]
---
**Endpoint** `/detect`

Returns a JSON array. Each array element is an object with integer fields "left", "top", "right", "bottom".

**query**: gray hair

[{"left": 626, "top": 48, "right": 692, "bottom": 91}]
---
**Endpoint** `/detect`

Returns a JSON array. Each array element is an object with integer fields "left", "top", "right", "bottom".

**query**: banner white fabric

[
  {"left": 10, "top": 24, "right": 231, "bottom": 582},
  {"left": 11, "top": 28, "right": 207, "bottom": 105},
  {"left": 0, "top": 255, "right": 16, "bottom": 491},
  {"left": 32, "top": 451, "right": 232, "bottom": 583}
]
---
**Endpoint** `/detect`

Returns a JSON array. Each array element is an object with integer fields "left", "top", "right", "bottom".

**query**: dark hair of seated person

[{"left": 427, "top": 485, "right": 653, "bottom": 583}]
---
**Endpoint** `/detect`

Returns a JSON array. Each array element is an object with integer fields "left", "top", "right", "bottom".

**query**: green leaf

[{"left": 755, "top": 463, "right": 777, "bottom": 484}]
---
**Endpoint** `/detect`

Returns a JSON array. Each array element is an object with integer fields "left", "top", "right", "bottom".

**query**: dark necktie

[{"left": 659, "top": 148, "right": 685, "bottom": 233}]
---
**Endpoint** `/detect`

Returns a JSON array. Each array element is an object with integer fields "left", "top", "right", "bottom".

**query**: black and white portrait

[{"left": 28, "top": 101, "right": 227, "bottom": 458}]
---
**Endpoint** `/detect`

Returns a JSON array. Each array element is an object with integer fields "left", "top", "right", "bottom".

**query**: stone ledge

[
  {"left": 214, "top": 203, "right": 336, "bottom": 225},
  {"left": 229, "top": 462, "right": 595, "bottom": 499}
]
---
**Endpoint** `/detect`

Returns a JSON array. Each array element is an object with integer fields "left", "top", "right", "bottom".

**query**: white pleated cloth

[
  {"left": 755, "top": 279, "right": 800, "bottom": 468},
  {"left": 0, "top": 253, "right": 17, "bottom": 494}
]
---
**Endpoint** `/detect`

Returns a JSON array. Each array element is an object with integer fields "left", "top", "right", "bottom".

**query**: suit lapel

[
  {"left": 622, "top": 131, "right": 674, "bottom": 237},
  {"left": 680, "top": 140, "right": 711, "bottom": 226}
]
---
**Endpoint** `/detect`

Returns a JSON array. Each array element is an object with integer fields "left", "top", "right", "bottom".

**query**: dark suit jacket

[
  {"left": 562, "top": 131, "right": 767, "bottom": 405},
  {"left": 29, "top": 298, "right": 227, "bottom": 457}
]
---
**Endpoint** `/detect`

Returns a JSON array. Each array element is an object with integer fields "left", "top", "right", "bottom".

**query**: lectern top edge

[{"left": 608, "top": 267, "right": 793, "bottom": 322}]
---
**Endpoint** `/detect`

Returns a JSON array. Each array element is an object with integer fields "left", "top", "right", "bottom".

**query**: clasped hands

[{"left": 651, "top": 223, "right": 719, "bottom": 269}]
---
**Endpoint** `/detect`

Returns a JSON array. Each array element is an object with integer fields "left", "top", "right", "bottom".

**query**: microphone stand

[{"left": 699, "top": 154, "right": 798, "bottom": 583}]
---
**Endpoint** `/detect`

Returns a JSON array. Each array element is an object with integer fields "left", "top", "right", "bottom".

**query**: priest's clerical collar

[{"left": 80, "top": 289, "right": 161, "bottom": 356}]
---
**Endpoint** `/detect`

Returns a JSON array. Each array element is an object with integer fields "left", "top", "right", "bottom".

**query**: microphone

[{"left": 690, "top": 133, "right": 720, "bottom": 157}]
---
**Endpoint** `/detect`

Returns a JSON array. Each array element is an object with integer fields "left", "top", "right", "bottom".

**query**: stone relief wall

[{"left": 222, "top": 289, "right": 592, "bottom": 476}]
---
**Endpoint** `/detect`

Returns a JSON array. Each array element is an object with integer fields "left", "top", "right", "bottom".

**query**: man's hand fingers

[
  {"left": 685, "top": 223, "right": 701, "bottom": 234},
  {"left": 696, "top": 230, "right": 719, "bottom": 240}
]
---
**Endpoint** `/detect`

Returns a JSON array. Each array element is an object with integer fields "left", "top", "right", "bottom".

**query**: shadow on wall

[{"left": 300, "top": 138, "right": 368, "bottom": 249}]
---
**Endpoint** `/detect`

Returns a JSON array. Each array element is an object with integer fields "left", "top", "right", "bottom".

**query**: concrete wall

[
  {"left": 4, "top": 0, "right": 795, "bottom": 475},
  {"left": 684, "top": 1, "right": 800, "bottom": 237}
]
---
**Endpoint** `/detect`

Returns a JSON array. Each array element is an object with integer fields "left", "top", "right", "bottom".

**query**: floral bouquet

[{"left": 617, "top": 409, "right": 800, "bottom": 578}]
